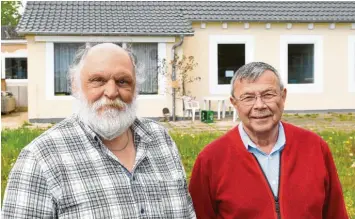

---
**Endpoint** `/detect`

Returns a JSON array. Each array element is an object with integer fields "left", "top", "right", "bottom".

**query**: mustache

[{"left": 91, "top": 97, "right": 126, "bottom": 111}]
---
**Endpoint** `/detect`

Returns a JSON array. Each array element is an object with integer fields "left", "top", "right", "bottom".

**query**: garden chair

[{"left": 182, "top": 96, "right": 200, "bottom": 122}]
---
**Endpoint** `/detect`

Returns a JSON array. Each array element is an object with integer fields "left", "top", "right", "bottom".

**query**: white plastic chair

[
  {"left": 182, "top": 96, "right": 200, "bottom": 122},
  {"left": 229, "top": 103, "right": 238, "bottom": 122}
]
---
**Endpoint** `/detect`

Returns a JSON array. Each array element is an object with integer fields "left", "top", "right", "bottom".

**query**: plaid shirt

[{"left": 2, "top": 115, "right": 196, "bottom": 219}]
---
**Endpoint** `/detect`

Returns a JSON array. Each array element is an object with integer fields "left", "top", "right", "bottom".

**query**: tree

[
  {"left": 158, "top": 55, "right": 200, "bottom": 98},
  {"left": 158, "top": 55, "right": 200, "bottom": 121},
  {"left": 1, "top": 1, "right": 22, "bottom": 26}
]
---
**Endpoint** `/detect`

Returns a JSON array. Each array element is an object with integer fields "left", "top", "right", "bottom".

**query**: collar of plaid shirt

[{"left": 1, "top": 114, "right": 196, "bottom": 219}]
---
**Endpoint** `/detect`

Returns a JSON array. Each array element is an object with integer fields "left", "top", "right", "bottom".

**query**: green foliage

[
  {"left": 1, "top": 128, "right": 354, "bottom": 217},
  {"left": 1, "top": 1, "right": 22, "bottom": 26},
  {"left": 1, "top": 127, "right": 45, "bottom": 204}
]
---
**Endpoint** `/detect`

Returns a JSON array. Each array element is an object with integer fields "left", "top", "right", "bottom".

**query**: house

[
  {"left": 16, "top": 1, "right": 355, "bottom": 123},
  {"left": 1, "top": 26, "right": 28, "bottom": 108}
]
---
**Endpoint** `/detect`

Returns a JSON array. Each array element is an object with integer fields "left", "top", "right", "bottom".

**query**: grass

[{"left": 1, "top": 127, "right": 355, "bottom": 218}]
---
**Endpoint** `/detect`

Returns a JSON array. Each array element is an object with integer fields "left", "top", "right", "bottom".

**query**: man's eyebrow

[
  {"left": 240, "top": 88, "right": 276, "bottom": 96},
  {"left": 261, "top": 88, "right": 276, "bottom": 93}
]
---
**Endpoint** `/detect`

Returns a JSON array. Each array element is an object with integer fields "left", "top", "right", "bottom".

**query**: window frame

[
  {"left": 4, "top": 57, "right": 28, "bottom": 79},
  {"left": 348, "top": 35, "right": 355, "bottom": 93},
  {"left": 280, "top": 35, "right": 324, "bottom": 93},
  {"left": 1, "top": 49, "right": 28, "bottom": 85},
  {"left": 209, "top": 35, "right": 255, "bottom": 94},
  {"left": 45, "top": 39, "right": 167, "bottom": 101}
]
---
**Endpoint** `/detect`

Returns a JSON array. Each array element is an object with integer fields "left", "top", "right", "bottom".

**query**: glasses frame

[{"left": 232, "top": 90, "right": 283, "bottom": 106}]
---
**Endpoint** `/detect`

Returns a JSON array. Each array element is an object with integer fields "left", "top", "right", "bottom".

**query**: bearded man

[{"left": 2, "top": 43, "right": 196, "bottom": 219}]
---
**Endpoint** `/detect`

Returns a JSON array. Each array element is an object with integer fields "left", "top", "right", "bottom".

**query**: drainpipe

[{"left": 171, "top": 35, "right": 184, "bottom": 121}]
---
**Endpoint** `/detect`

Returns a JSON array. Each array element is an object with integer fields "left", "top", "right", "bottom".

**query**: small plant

[{"left": 21, "top": 121, "right": 32, "bottom": 128}]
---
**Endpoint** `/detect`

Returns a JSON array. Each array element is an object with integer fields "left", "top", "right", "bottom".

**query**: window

[
  {"left": 53, "top": 42, "right": 158, "bottom": 95},
  {"left": 280, "top": 35, "right": 323, "bottom": 93},
  {"left": 349, "top": 36, "right": 355, "bottom": 93},
  {"left": 217, "top": 44, "right": 245, "bottom": 85},
  {"left": 5, "top": 58, "right": 27, "bottom": 79},
  {"left": 209, "top": 35, "right": 254, "bottom": 94},
  {"left": 288, "top": 44, "right": 314, "bottom": 84},
  {"left": 54, "top": 43, "right": 83, "bottom": 95},
  {"left": 130, "top": 43, "right": 158, "bottom": 94}
]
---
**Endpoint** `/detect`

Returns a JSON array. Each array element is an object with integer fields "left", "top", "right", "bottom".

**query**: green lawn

[{"left": 1, "top": 127, "right": 355, "bottom": 218}]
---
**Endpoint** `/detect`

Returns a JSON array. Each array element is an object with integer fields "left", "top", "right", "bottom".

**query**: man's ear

[
  {"left": 230, "top": 96, "right": 237, "bottom": 108},
  {"left": 282, "top": 88, "right": 287, "bottom": 102}
]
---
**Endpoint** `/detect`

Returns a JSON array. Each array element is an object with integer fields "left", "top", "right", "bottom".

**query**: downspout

[{"left": 171, "top": 35, "right": 184, "bottom": 121}]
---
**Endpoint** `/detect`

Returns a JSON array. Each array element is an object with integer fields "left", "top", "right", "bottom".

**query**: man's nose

[
  {"left": 104, "top": 80, "right": 119, "bottom": 100},
  {"left": 253, "top": 96, "right": 266, "bottom": 108}
]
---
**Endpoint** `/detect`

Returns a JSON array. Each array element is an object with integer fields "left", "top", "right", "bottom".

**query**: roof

[
  {"left": 1, "top": 26, "right": 25, "bottom": 40},
  {"left": 17, "top": 1, "right": 355, "bottom": 36}
]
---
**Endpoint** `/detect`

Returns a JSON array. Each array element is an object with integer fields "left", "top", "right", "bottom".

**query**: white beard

[{"left": 76, "top": 95, "right": 137, "bottom": 140}]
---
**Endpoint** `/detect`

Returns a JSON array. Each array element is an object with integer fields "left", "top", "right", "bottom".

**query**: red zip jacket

[{"left": 189, "top": 122, "right": 349, "bottom": 219}]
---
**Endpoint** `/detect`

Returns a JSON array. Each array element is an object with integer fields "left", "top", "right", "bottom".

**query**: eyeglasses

[{"left": 234, "top": 91, "right": 281, "bottom": 106}]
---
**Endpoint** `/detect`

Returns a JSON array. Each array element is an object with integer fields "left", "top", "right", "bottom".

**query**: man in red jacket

[{"left": 189, "top": 62, "right": 348, "bottom": 219}]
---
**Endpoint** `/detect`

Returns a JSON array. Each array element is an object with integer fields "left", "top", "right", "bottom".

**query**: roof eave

[
  {"left": 190, "top": 19, "right": 355, "bottom": 23},
  {"left": 16, "top": 31, "right": 195, "bottom": 37}
]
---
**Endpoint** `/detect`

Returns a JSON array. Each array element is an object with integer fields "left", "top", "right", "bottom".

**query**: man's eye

[
  {"left": 241, "top": 96, "right": 255, "bottom": 102},
  {"left": 90, "top": 78, "right": 105, "bottom": 84},
  {"left": 117, "top": 80, "right": 128, "bottom": 85},
  {"left": 263, "top": 93, "right": 276, "bottom": 99}
]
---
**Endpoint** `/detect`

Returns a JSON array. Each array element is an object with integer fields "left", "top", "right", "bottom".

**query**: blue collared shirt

[{"left": 238, "top": 122, "right": 286, "bottom": 197}]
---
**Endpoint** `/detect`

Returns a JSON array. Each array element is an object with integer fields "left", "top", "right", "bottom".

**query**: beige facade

[
  {"left": 26, "top": 22, "right": 355, "bottom": 121},
  {"left": 1, "top": 44, "right": 27, "bottom": 53},
  {"left": 182, "top": 22, "right": 355, "bottom": 111}
]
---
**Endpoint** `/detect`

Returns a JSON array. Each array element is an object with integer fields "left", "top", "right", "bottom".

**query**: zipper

[{"left": 252, "top": 153, "right": 282, "bottom": 219}]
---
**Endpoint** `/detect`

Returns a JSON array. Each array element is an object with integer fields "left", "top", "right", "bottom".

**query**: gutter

[{"left": 171, "top": 35, "right": 184, "bottom": 121}]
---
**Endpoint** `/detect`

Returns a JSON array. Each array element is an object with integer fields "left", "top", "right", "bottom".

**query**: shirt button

[
  {"left": 132, "top": 176, "right": 136, "bottom": 181},
  {"left": 272, "top": 180, "right": 277, "bottom": 185},
  {"left": 140, "top": 208, "right": 144, "bottom": 214},
  {"left": 269, "top": 156, "right": 273, "bottom": 160}
]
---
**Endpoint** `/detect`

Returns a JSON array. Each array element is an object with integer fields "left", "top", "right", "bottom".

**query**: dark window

[
  {"left": 218, "top": 44, "right": 245, "bottom": 84},
  {"left": 5, "top": 58, "right": 27, "bottom": 79},
  {"left": 288, "top": 44, "right": 314, "bottom": 84}
]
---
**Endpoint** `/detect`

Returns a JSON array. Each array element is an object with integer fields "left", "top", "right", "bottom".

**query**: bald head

[
  {"left": 69, "top": 43, "right": 137, "bottom": 98},
  {"left": 82, "top": 43, "right": 135, "bottom": 77}
]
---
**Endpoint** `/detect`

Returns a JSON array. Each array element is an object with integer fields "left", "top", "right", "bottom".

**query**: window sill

[
  {"left": 137, "top": 94, "right": 166, "bottom": 100},
  {"left": 5, "top": 79, "right": 28, "bottom": 86},
  {"left": 286, "top": 84, "right": 323, "bottom": 93},
  {"left": 46, "top": 94, "right": 167, "bottom": 101}
]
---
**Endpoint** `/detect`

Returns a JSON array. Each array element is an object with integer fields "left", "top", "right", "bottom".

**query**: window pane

[
  {"left": 218, "top": 44, "right": 245, "bottom": 85},
  {"left": 54, "top": 43, "right": 84, "bottom": 95},
  {"left": 131, "top": 43, "right": 158, "bottom": 94},
  {"left": 54, "top": 42, "right": 122, "bottom": 95},
  {"left": 5, "top": 58, "right": 27, "bottom": 79},
  {"left": 288, "top": 44, "right": 314, "bottom": 84}
]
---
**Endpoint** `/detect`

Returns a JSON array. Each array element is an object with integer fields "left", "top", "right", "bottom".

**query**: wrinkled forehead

[
  {"left": 81, "top": 46, "right": 135, "bottom": 76},
  {"left": 234, "top": 72, "right": 281, "bottom": 95}
]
